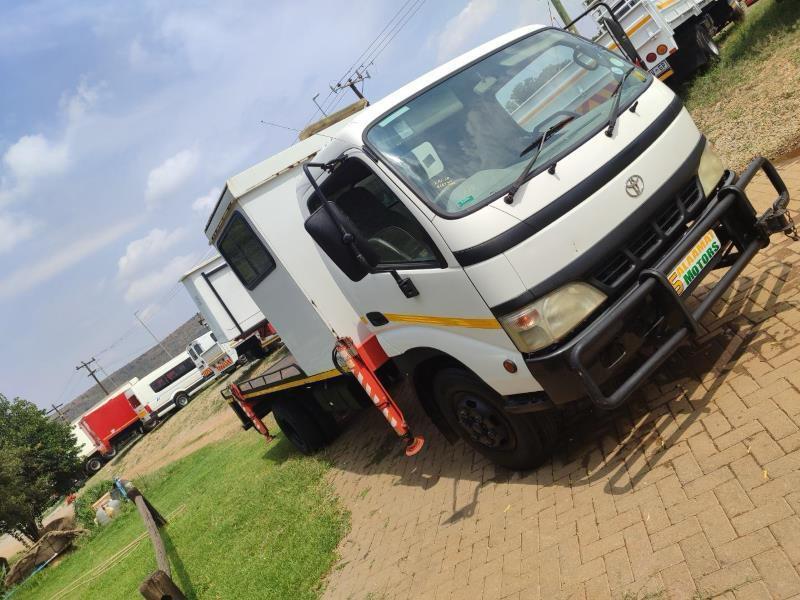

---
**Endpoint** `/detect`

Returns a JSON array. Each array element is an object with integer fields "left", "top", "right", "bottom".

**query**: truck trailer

[
  {"left": 209, "top": 20, "right": 793, "bottom": 469},
  {"left": 77, "top": 380, "right": 150, "bottom": 473},
  {"left": 587, "top": 0, "right": 745, "bottom": 82},
  {"left": 180, "top": 255, "right": 278, "bottom": 365}
]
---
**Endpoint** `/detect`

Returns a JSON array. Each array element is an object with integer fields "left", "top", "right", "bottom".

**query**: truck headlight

[
  {"left": 698, "top": 142, "right": 725, "bottom": 198},
  {"left": 499, "top": 282, "right": 606, "bottom": 353}
]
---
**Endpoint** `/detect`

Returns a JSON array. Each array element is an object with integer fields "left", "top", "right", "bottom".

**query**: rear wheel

[
  {"left": 696, "top": 24, "right": 720, "bottom": 63},
  {"left": 273, "top": 398, "right": 327, "bottom": 455},
  {"left": 85, "top": 456, "right": 104, "bottom": 474},
  {"left": 175, "top": 393, "right": 190, "bottom": 409},
  {"left": 432, "top": 368, "right": 559, "bottom": 470}
]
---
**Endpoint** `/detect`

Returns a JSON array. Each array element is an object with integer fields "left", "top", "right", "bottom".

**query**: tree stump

[{"left": 139, "top": 569, "right": 186, "bottom": 600}]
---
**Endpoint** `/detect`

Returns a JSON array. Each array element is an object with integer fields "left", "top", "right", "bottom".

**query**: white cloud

[
  {"left": 0, "top": 220, "right": 136, "bottom": 300},
  {"left": 0, "top": 211, "right": 38, "bottom": 253},
  {"left": 437, "top": 0, "right": 499, "bottom": 62},
  {"left": 3, "top": 134, "right": 69, "bottom": 181},
  {"left": 145, "top": 149, "right": 199, "bottom": 208},
  {"left": 123, "top": 253, "right": 196, "bottom": 304},
  {"left": 191, "top": 186, "right": 220, "bottom": 215},
  {"left": 59, "top": 79, "right": 104, "bottom": 123},
  {"left": 117, "top": 227, "right": 187, "bottom": 280}
]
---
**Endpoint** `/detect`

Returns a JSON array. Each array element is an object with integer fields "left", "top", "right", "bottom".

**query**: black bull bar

[{"left": 568, "top": 157, "right": 793, "bottom": 410}]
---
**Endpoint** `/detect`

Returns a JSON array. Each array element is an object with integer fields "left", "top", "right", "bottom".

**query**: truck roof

[
  {"left": 180, "top": 254, "right": 224, "bottom": 281},
  {"left": 205, "top": 116, "right": 357, "bottom": 244}
]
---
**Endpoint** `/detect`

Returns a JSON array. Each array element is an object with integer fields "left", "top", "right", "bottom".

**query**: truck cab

[{"left": 295, "top": 24, "right": 791, "bottom": 468}]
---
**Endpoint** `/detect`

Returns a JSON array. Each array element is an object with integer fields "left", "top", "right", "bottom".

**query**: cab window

[
  {"left": 308, "top": 158, "right": 439, "bottom": 268},
  {"left": 218, "top": 212, "right": 276, "bottom": 290}
]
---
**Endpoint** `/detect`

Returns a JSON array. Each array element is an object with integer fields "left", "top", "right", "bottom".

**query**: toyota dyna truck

[
  {"left": 208, "top": 23, "right": 793, "bottom": 469},
  {"left": 585, "top": 0, "right": 744, "bottom": 82}
]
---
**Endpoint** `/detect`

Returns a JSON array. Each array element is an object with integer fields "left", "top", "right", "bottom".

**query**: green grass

[
  {"left": 682, "top": 0, "right": 800, "bottom": 110},
  {"left": 11, "top": 432, "right": 348, "bottom": 600}
]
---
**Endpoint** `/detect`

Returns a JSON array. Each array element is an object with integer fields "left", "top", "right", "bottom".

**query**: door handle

[{"left": 366, "top": 312, "right": 389, "bottom": 326}]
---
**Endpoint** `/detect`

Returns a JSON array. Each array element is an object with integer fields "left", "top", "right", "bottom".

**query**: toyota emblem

[{"left": 625, "top": 175, "right": 644, "bottom": 198}]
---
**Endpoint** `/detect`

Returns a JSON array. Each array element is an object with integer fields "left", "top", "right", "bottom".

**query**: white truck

[
  {"left": 180, "top": 255, "right": 279, "bottom": 365},
  {"left": 209, "top": 23, "right": 792, "bottom": 469},
  {"left": 585, "top": 0, "right": 745, "bottom": 82},
  {"left": 186, "top": 331, "right": 238, "bottom": 378}
]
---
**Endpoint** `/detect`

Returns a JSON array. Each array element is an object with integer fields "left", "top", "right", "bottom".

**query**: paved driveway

[{"left": 323, "top": 155, "right": 800, "bottom": 600}]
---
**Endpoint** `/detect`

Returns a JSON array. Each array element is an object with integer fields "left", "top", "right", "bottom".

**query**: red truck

[{"left": 78, "top": 382, "right": 151, "bottom": 473}]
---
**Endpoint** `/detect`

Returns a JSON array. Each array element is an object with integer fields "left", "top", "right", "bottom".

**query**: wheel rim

[
  {"left": 87, "top": 459, "right": 102, "bottom": 472},
  {"left": 453, "top": 392, "right": 515, "bottom": 450},
  {"left": 177, "top": 396, "right": 188, "bottom": 406}
]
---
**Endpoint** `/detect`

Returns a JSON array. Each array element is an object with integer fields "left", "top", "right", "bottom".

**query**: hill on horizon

[{"left": 61, "top": 315, "right": 209, "bottom": 422}]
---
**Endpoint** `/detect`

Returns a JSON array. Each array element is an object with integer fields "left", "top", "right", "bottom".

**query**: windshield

[{"left": 365, "top": 28, "right": 650, "bottom": 217}]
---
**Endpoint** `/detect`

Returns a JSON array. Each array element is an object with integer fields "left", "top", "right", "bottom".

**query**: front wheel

[{"left": 432, "top": 368, "right": 559, "bottom": 470}]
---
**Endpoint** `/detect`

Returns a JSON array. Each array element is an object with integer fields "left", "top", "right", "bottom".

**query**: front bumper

[{"left": 526, "top": 157, "right": 792, "bottom": 410}]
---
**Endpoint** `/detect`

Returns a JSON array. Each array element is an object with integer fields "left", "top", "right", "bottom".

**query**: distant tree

[
  {"left": 0, "top": 395, "right": 82, "bottom": 543},
  {"left": 505, "top": 60, "right": 571, "bottom": 113}
]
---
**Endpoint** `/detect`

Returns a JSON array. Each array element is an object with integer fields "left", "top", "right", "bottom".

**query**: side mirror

[{"left": 304, "top": 203, "right": 378, "bottom": 281}]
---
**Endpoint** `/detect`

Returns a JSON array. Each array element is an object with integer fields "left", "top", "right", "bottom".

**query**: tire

[
  {"left": 85, "top": 456, "right": 104, "bottom": 474},
  {"left": 104, "top": 446, "right": 117, "bottom": 459},
  {"left": 273, "top": 398, "right": 327, "bottom": 455},
  {"left": 142, "top": 417, "right": 159, "bottom": 432},
  {"left": 300, "top": 395, "right": 340, "bottom": 444},
  {"left": 696, "top": 24, "right": 720, "bottom": 63},
  {"left": 175, "top": 393, "right": 190, "bottom": 409},
  {"left": 432, "top": 368, "right": 560, "bottom": 470}
]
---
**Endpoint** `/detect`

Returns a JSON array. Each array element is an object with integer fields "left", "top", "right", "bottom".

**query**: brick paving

[{"left": 322, "top": 154, "right": 800, "bottom": 600}]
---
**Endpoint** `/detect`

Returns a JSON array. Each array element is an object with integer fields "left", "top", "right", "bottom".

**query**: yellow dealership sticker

[{"left": 667, "top": 230, "right": 721, "bottom": 295}]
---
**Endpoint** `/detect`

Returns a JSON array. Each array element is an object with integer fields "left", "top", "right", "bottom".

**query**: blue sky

[{"left": 0, "top": 0, "right": 590, "bottom": 408}]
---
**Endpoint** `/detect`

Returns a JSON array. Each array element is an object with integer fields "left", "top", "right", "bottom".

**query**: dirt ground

[{"left": 321, "top": 155, "right": 800, "bottom": 599}]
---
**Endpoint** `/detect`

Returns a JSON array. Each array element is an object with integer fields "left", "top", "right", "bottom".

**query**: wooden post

[
  {"left": 139, "top": 570, "right": 186, "bottom": 600},
  {"left": 116, "top": 479, "right": 186, "bottom": 599},
  {"left": 133, "top": 495, "right": 170, "bottom": 576}
]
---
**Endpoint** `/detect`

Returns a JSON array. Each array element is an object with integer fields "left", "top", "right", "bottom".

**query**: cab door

[{"left": 305, "top": 151, "right": 536, "bottom": 396}]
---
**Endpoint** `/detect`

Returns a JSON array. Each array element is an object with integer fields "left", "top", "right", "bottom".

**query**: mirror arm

[
  {"left": 390, "top": 270, "right": 419, "bottom": 299},
  {"left": 303, "top": 161, "right": 374, "bottom": 272}
]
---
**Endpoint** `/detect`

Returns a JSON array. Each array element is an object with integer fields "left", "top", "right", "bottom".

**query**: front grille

[{"left": 589, "top": 177, "right": 705, "bottom": 293}]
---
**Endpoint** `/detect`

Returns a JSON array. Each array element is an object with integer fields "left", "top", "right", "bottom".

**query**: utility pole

[
  {"left": 551, "top": 0, "right": 578, "bottom": 34},
  {"left": 330, "top": 67, "right": 370, "bottom": 104},
  {"left": 134, "top": 311, "right": 173, "bottom": 359},
  {"left": 45, "top": 403, "right": 68, "bottom": 423},
  {"left": 76, "top": 358, "right": 109, "bottom": 395},
  {"left": 97, "top": 363, "right": 119, "bottom": 390}
]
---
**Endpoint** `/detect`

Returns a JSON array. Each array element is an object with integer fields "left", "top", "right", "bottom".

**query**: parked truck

[
  {"left": 76, "top": 380, "right": 150, "bottom": 473},
  {"left": 586, "top": 0, "right": 745, "bottom": 82},
  {"left": 209, "top": 20, "right": 792, "bottom": 469},
  {"left": 186, "top": 331, "right": 238, "bottom": 378},
  {"left": 180, "top": 255, "right": 279, "bottom": 365}
]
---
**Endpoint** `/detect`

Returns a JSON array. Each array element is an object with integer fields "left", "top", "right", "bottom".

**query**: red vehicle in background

[{"left": 77, "top": 381, "right": 151, "bottom": 473}]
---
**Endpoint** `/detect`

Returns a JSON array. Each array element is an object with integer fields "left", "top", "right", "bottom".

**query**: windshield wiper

[
  {"left": 505, "top": 115, "right": 576, "bottom": 204},
  {"left": 605, "top": 65, "right": 636, "bottom": 137}
]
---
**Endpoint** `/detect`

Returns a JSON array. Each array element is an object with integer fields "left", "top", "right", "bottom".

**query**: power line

[
  {"left": 134, "top": 310, "right": 173, "bottom": 360},
  {"left": 307, "top": 0, "right": 416, "bottom": 122},
  {"left": 304, "top": 0, "right": 425, "bottom": 124},
  {"left": 76, "top": 358, "right": 109, "bottom": 395}
]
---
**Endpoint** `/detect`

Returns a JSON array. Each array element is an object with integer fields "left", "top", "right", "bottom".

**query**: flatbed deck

[{"left": 236, "top": 356, "right": 341, "bottom": 400}]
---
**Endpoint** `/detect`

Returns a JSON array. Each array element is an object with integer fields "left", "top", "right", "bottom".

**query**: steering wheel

[
  {"left": 433, "top": 177, "right": 466, "bottom": 209},
  {"left": 530, "top": 110, "right": 581, "bottom": 139}
]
